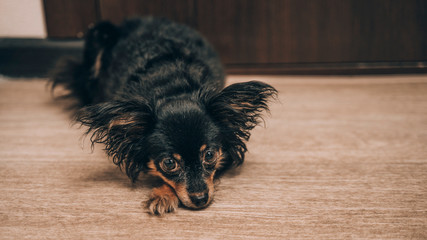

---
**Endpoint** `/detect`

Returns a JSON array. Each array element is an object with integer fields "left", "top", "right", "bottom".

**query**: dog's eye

[
  {"left": 204, "top": 150, "right": 216, "bottom": 164},
  {"left": 205, "top": 151, "right": 214, "bottom": 160},
  {"left": 161, "top": 158, "right": 179, "bottom": 172}
]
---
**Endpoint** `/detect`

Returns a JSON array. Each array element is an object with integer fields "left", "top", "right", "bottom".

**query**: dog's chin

[
  {"left": 180, "top": 199, "right": 213, "bottom": 210},
  {"left": 177, "top": 195, "right": 213, "bottom": 210}
]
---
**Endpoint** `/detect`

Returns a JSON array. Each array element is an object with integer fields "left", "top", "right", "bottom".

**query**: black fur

[{"left": 51, "top": 17, "right": 277, "bottom": 213}]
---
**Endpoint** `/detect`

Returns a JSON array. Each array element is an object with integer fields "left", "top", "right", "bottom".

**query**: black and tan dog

[{"left": 51, "top": 17, "right": 277, "bottom": 215}]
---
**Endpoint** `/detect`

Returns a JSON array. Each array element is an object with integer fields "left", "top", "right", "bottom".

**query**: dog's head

[{"left": 78, "top": 81, "right": 277, "bottom": 209}]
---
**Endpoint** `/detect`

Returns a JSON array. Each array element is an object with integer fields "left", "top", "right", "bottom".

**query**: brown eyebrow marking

[
  {"left": 200, "top": 144, "right": 207, "bottom": 152},
  {"left": 173, "top": 153, "right": 182, "bottom": 161}
]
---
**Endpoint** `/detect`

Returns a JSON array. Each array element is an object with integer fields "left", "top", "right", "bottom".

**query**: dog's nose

[{"left": 189, "top": 192, "right": 209, "bottom": 207}]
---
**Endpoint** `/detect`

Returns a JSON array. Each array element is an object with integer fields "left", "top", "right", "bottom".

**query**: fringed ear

[
  {"left": 76, "top": 97, "right": 154, "bottom": 181},
  {"left": 203, "top": 81, "right": 278, "bottom": 170}
]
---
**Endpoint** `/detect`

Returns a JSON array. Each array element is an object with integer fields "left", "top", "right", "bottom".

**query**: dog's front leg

[{"left": 146, "top": 184, "right": 179, "bottom": 215}]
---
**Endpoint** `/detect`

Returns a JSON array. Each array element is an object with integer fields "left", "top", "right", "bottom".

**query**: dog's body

[{"left": 52, "top": 17, "right": 277, "bottom": 215}]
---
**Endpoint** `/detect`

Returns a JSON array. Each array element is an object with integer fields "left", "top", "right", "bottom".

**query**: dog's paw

[{"left": 146, "top": 184, "right": 179, "bottom": 216}]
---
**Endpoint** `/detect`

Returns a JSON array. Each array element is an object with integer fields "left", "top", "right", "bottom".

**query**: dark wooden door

[{"left": 44, "top": 0, "right": 427, "bottom": 74}]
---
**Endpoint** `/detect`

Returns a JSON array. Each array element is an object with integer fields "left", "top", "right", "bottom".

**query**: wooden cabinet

[{"left": 44, "top": 0, "right": 427, "bottom": 74}]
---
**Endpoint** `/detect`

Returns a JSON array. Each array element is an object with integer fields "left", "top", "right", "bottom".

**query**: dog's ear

[
  {"left": 76, "top": 97, "right": 154, "bottom": 181},
  {"left": 202, "top": 81, "right": 278, "bottom": 169}
]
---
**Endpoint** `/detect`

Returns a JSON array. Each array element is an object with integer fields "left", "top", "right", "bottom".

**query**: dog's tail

[{"left": 49, "top": 21, "right": 119, "bottom": 107}]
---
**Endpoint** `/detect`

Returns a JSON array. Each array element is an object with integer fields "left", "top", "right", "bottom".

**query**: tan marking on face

[
  {"left": 147, "top": 160, "right": 194, "bottom": 208},
  {"left": 200, "top": 144, "right": 207, "bottom": 152},
  {"left": 173, "top": 183, "right": 193, "bottom": 207},
  {"left": 205, "top": 171, "right": 216, "bottom": 204},
  {"left": 172, "top": 153, "right": 182, "bottom": 162},
  {"left": 147, "top": 159, "right": 178, "bottom": 188}
]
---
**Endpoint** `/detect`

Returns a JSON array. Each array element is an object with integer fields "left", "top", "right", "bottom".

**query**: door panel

[
  {"left": 99, "top": 0, "right": 195, "bottom": 27},
  {"left": 196, "top": 0, "right": 427, "bottom": 64},
  {"left": 44, "top": 0, "right": 98, "bottom": 38}
]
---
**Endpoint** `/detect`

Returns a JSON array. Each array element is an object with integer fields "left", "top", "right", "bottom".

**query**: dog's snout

[{"left": 189, "top": 192, "right": 209, "bottom": 207}]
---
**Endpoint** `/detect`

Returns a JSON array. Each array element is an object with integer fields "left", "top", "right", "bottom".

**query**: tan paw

[{"left": 146, "top": 184, "right": 179, "bottom": 215}]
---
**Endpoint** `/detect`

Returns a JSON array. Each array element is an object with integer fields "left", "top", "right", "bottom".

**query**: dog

[{"left": 51, "top": 17, "right": 277, "bottom": 215}]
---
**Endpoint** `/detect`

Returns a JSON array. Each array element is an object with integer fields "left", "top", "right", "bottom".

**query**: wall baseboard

[
  {"left": 0, "top": 38, "right": 83, "bottom": 78},
  {"left": 1, "top": 38, "right": 426, "bottom": 78},
  {"left": 226, "top": 62, "right": 427, "bottom": 75}
]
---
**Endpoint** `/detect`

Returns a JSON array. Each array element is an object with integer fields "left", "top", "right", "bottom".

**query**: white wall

[{"left": 0, "top": 0, "right": 46, "bottom": 38}]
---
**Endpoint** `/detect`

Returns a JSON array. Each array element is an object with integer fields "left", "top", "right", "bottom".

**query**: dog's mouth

[
  {"left": 179, "top": 195, "right": 213, "bottom": 209},
  {"left": 173, "top": 184, "right": 214, "bottom": 209}
]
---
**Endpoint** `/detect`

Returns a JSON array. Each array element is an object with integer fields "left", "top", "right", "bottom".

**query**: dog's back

[{"left": 51, "top": 17, "right": 225, "bottom": 106}]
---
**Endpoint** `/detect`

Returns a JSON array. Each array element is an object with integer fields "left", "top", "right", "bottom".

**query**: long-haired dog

[{"left": 51, "top": 17, "right": 277, "bottom": 215}]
